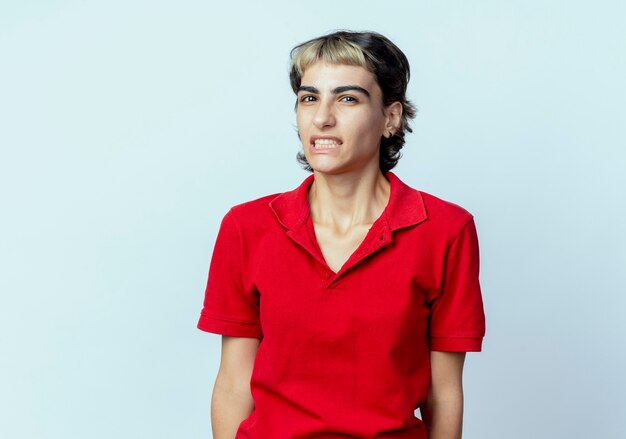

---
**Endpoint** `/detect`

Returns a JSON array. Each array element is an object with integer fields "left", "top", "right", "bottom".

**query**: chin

[{"left": 310, "top": 163, "right": 352, "bottom": 176}]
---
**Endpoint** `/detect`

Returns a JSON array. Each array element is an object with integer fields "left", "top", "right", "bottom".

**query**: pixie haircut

[{"left": 289, "top": 30, "right": 417, "bottom": 173}]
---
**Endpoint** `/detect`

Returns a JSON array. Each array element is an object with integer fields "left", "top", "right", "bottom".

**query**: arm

[
  {"left": 211, "top": 335, "right": 260, "bottom": 439},
  {"left": 422, "top": 351, "right": 466, "bottom": 439}
]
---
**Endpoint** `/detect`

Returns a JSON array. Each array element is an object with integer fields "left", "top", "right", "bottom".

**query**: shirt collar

[{"left": 268, "top": 171, "right": 428, "bottom": 233}]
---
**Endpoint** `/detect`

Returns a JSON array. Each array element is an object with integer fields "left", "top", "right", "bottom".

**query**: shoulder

[
  {"left": 418, "top": 190, "right": 475, "bottom": 237},
  {"left": 230, "top": 192, "right": 281, "bottom": 216},
  {"left": 224, "top": 174, "right": 311, "bottom": 232},
  {"left": 222, "top": 192, "right": 284, "bottom": 235},
  {"left": 224, "top": 192, "right": 281, "bottom": 218},
  {"left": 388, "top": 172, "right": 474, "bottom": 238},
  {"left": 420, "top": 190, "right": 473, "bottom": 220}
]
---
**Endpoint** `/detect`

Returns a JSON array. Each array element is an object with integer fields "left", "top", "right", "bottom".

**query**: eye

[
  {"left": 299, "top": 95, "right": 317, "bottom": 103},
  {"left": 339, "top": 95, "right": 358, "bottom": 103}
]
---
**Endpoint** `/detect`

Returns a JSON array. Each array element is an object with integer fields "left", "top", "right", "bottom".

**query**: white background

[{"left": 1, "top": 1, "right": 625, "bottom": 438}]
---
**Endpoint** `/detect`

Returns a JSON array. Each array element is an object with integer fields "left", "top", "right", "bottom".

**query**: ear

[{"left": 384, "top": 101, "right": 403, "bottom": 137}]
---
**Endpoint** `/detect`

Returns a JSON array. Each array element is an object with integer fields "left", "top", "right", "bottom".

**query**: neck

[{"left": 307, "top": 167, "right": 391, "bottom": 230}]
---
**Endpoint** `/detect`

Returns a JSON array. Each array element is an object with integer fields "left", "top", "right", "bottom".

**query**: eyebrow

[{"left": 297, "top": 85, "right": 371, "bottom": 97}]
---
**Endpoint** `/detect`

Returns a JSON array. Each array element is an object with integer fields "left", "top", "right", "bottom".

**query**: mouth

[{"left": 311, "top": 137, "right": 342, "bottom": 150}]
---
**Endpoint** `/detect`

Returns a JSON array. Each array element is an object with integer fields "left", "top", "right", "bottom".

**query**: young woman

[{"left": 198, "top": 31, "right": 486, "bottom": 439}]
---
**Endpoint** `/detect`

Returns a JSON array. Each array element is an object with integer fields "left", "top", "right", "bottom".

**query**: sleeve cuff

[
  {"left": 197, "top": 312, "right": 263, "bottom": 339},
  {"left": 430, "top": 336, "right": 483, "bottom": 352}
]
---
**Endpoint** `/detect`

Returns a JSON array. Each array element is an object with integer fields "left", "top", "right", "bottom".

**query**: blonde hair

[
  {"left": 289, "top": 31, "right": 416, "bottom": 173},
  {"left": 291, "top": 37, "right": 374, "bottom": 78}
]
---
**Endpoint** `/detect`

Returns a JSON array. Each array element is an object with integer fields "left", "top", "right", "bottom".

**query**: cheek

[
  {"left": 351, "top": 113, "right": 385, "bottom": 139},
  {"left": 295, "top": 110, "right": 308, "bottom": 132},
  {"left": 295, "top": 113, "right": 309, "bottom": 144}
]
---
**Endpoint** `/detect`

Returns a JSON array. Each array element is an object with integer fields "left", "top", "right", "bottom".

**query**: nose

[{"left": 313, "top": 100, "right": 335, "bottom": 129}]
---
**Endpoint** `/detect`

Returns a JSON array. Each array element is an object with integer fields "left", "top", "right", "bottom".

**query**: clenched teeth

[{"left": 313, "top": 139, "right": 340, "bottom": 149}]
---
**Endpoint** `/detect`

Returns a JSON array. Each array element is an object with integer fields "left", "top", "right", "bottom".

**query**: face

[{"left": 296, "top": 62, "right": 400, "bottom": 175}]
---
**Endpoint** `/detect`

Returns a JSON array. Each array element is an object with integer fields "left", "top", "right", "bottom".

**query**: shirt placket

[{"left": 287, "top": 214, "right": 393, "bottom": 292}]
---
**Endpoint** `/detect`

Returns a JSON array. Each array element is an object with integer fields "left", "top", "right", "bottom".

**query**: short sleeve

[
  {"left": 197, "top": 209, "right": 262, "bottom": 338},
  {"left": 429, "top": 216, "right": 486, "bottom": 352}
]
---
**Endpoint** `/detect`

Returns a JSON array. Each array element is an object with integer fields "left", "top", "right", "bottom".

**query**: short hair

[{"left": 289, "top": 30, "right": 417, "bottom": 173}]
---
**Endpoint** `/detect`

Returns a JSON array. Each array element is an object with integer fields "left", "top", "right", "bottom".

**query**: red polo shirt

[{"left": 198, "top": 171, "right": 485, "bottom": 438}]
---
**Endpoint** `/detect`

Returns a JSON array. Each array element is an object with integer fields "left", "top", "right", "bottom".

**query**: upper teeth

[{"left": 314, "top": 139, "right": 339, "bottom": 148}]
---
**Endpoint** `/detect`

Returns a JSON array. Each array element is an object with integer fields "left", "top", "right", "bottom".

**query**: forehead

[{"left": 300, "top": 61, "right": 379, "bottom": 90}]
